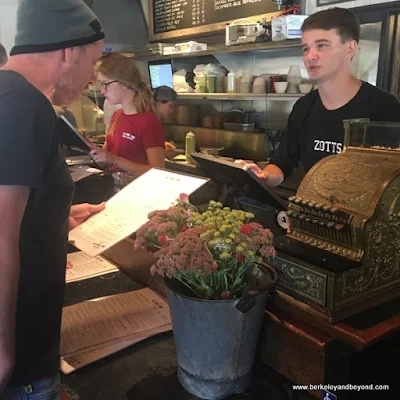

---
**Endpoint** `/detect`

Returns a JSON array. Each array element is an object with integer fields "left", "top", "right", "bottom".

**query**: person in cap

[
  {"left": 90, "top": 53, "right": 165, "bottom": 174},
  {"left": 239, "top": 8, "right": 400, "bottom": 187},
  {"left": 153, "top": 85, "right": 177, "bottom": 122},
  {"left": 0, "top": 44, "right": 7, "bottom": 67},
  {"left": 153, "top": 85, "right": 180, "bottom": 158},
  {"left": 0, "top": 0, "right": 105, "bottom": 396}
]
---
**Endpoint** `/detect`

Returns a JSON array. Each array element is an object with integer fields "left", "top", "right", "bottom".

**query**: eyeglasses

[{"left": 100, "top": 80, "right": 118, "bottom": 90}]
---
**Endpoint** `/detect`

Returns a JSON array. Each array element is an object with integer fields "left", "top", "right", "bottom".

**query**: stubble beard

[{"left": 51, "top": 67, "right": 85, "bottom": 107}]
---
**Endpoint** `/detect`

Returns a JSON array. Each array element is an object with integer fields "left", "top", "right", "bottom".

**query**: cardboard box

[{"left": 271, "top": 15, "right": 308, "bottom": 41}]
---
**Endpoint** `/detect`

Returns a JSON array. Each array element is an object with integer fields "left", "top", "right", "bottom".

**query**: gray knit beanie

[{"left": 10, "top": 0, "right": 105, "bottom": 56}]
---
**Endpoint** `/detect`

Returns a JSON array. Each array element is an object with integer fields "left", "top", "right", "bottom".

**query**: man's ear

[
  {"left": 63, "top": 47, "right": 81, "bottom": 65},
  {"left": 347, "top": 40, "right": 358, "bottom": 61}
]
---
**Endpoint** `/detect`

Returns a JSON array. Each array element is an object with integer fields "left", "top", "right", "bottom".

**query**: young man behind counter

[{"left": 243, "top": 7, "right": 400, "bottom": 187}]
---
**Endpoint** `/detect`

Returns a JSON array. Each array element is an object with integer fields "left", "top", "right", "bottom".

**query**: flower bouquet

[
  {"left": 135, "top": 194, "right": 278, "bottom": 399},
  {"left": 135, "top": 194, "right": 276, "bottom": 300}
]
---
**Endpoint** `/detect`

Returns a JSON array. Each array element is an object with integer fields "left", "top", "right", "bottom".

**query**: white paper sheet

[
  {"left": 66, "top": 252, "right": 119, "bottom": 283},
  {"left": 60, "top": 288, "right": 171, "bottom": 356},
  {"left": 60, "top": 323, "right": 172, "bottom": 374},
  {"left": 69, "top": 165, "right": 103, "bottom": 182},
  {"left": 68, "top": 168, "right": 208, "bottom": 257}
]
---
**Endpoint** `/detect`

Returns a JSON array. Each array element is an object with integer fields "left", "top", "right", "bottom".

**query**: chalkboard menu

[{"left": 150, "top": 0, "right": 278, "bottom": 40}]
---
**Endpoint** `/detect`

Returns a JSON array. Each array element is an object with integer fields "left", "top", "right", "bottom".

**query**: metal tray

[{"left": 223, "top": 122, "right": 255, "bottom": 132}]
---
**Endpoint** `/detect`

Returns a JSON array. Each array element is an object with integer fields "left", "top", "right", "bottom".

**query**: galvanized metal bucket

[{"left": 166, "top": 264, "right": 277, "bottom": 400}]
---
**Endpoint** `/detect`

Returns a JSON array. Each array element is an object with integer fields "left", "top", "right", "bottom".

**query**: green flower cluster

[
  {"left": 189, "top": 201, "right": 256, "bottom": 263},
  {"left": 136, "top": 199, "right": 276, "bottom": 300}
]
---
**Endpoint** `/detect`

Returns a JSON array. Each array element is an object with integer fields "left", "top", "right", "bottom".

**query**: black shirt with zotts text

[{"left": 270, "top": 82, "right": 400, "bottom": 179}]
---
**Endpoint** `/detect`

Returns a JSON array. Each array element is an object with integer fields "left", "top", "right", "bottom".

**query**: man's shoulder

[
  {"left": 290, "top": 89, "right": 319, "bottom": 118},
  {"left": 0, "top": 70, "right": 52, "bottom": 111},
  {"left": 360, "top": 81, "right": 400, "bottom": 121},
  {"left": 361, "top": 81, "right": 399, "bottom": 103}
]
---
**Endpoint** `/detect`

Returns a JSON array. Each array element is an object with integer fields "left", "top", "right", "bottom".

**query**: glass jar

[{"left": 207, "top": 74, "right": 216, "bottom": 93}]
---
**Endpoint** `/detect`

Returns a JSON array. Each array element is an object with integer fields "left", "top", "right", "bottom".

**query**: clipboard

[
  {"left": 60, "top": 115, "right": 93, "bottom": 154},
  {"left": 190, "top": 152, "right": 287, "bottom": 210}
]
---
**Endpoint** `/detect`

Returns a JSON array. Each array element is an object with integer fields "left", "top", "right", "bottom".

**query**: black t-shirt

[
  {"left": 0, "top": 71, "right": 74, "bottom": 386},
  {"left": 270, "top": 82, "right": 400, "bottom": 179}
]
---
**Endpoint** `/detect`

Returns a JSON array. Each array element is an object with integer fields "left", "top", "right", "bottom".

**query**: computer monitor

[
  {"left": 148, "top": 60, "right": 173, "bottom": 89},
  {"left": 59, "top": 115, "right": 92, "bottom": 154},
  {"left": 190, "top": 152, "right": 287, "bottom": 210}
]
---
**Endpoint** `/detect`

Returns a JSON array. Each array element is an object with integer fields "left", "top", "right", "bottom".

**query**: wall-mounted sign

[{"left": 149, "top": 0, "right": 279, "bottom": 41}]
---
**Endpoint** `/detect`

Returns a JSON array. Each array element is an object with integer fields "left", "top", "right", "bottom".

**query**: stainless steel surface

[
  {"left": 200, "top": 146, "right": 225, "bottom": 156},
  {"left": 134, "top": 39, "right": 302, "bottom": 61},
  {"left": 86, "top": 0, "right": 147, "bottom": 53},
  {"left": 223, "top": 123, "right": 255, "bottom": 132},
  {"left": 164, "top": 124, "right": 267, "bottom": 161},
  {"left": 225, "top": 23, "right": 259, "bottom": 46},
  {"left": 177, "top": 93, "right": 304, "bottom": 101}
]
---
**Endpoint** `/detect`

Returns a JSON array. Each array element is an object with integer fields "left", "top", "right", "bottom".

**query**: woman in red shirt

[{"left": 90, "top": 53, "right": 165, "bottom": 173}]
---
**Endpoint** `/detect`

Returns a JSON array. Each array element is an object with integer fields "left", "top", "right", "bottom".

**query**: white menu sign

[{"left": 69, "top": 168, "right": 208, "bottom": 257}]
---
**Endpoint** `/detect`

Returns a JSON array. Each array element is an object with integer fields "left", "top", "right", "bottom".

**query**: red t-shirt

[{"left": 106, "top": 110, "right": 165, "bottom": 165}]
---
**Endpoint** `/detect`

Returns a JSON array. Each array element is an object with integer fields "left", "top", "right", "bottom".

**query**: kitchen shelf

[
  {"left": 83, "top": 91, "right": 305, "bottom": 101},
  {"left": 134, "top": 39, "right": 302, "bottom": 61},
  {"left": 177, "top": 93, "right": 304, "bottom": 101}
]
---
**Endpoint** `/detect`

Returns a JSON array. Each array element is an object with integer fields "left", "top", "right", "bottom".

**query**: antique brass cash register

[{"left": 270, "top": 120, "right": 400, "bottom": 322}]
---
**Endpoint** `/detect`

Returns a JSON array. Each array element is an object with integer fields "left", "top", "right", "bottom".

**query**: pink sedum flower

[
  {"left": 210, "top": 262, "right": 219, "bottom": 272},
  {"left": 179, "top": 193, "right": 189, "bottom": 203},
  {"left": 135, "top": 199, "right": 276, "bottom": 300},
  {"left": 221, "top": 291, "right": 230, "bottom": 300},
  {"left": 158, "top": 235, "right": 169, "bottom": 245},
  {"left": 150, "top": 265, "right": 157, "bottom": 276},
  {"left": 236, "top": 253, "right": 246, "bottom": 262}
]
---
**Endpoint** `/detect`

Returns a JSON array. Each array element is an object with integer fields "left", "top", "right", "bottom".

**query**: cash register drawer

[{"left": 270, "top": 252, "right": 328, "bottom": 307}]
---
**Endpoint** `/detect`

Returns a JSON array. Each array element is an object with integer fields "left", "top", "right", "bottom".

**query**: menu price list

[
  {"left": 154, "top": 0, "right": 189, "bottom": 34},
  {"left": 153, "top": 0, "right": 270, "bottom": 35}
]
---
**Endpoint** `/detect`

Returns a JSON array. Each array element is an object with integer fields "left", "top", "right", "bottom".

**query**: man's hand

[
  {"left": 234, "top": 160, "right": 284, "bottom": 187},
  {"left": 90, "top": 147, "right": 116, "bottom": 165},
  {"left": 234, "top": 160, "right": 268, "bottom": 179},
  {"left": 69, "top": 202, "right": 105, "bottom": 230}
]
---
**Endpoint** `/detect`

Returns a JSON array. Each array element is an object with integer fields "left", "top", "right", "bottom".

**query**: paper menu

[
  {"left": 66, "top": 251, "right": 119, "bottom": 284},
  {"left": 60, "top": 288, "right": 172, "bottom": 374},
  {"left": 69, "top": 165, "right": 102, "bottom": 183},
  {"left": 60, "top": 288, "right": 171, "bottom": 356},
  {"left": 68, "top": 168, "right": 208, "bottom": 257},
  {"left": 60, "top": 323, "right": 172, "bottom": 374}
]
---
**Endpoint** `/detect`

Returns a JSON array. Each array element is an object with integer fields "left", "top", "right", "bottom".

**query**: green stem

[{"left": 177, "top": 275, "right": 203, "bottom": 298}]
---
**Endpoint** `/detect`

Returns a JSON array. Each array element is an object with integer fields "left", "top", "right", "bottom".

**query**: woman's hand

[
  {"left": 90, "top": 147, "right": 116, "bottom": 165},
  {"left": 165, "top": 141, "right": 176, "bottom": 151},
  {"left": 69, "top": 202, "right": 105, "bottom": 230}
]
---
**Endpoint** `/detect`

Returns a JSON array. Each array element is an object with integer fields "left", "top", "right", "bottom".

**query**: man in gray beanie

[{"left": 0, "top": 0, "right": 105, "bottom": 397}]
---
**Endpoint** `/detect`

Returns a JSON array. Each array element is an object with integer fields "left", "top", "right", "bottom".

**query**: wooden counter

[{"left": 260, "top": 291, "right": 400, "bottom": 399}]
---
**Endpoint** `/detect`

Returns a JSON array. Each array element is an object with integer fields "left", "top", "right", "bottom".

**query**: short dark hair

[
  {"left": 301, "top": 8, "right": 360, "bottom": 43},
  {"left": 153, "top": 85, "right": 177, "bottom": 102},
  {"left": 0, "top": 43, "right": 7, "bottom": 65}
]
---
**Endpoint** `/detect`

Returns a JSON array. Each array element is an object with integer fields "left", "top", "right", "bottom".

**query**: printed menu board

[{"left": 150, "top": 0, "right": 278, "bottom": 40}]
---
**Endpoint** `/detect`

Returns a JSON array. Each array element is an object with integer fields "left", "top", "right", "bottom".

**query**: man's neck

[
  {"left": 4, "top": 56, "right": 56, "bottom": 100},
  {"left": 318, "top": 74, "right": 362, "bottom": 111}
]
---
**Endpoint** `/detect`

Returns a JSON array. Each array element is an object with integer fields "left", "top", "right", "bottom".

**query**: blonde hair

[{"left": 98, "top": 53, "right": 157, "bottom": 135}]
